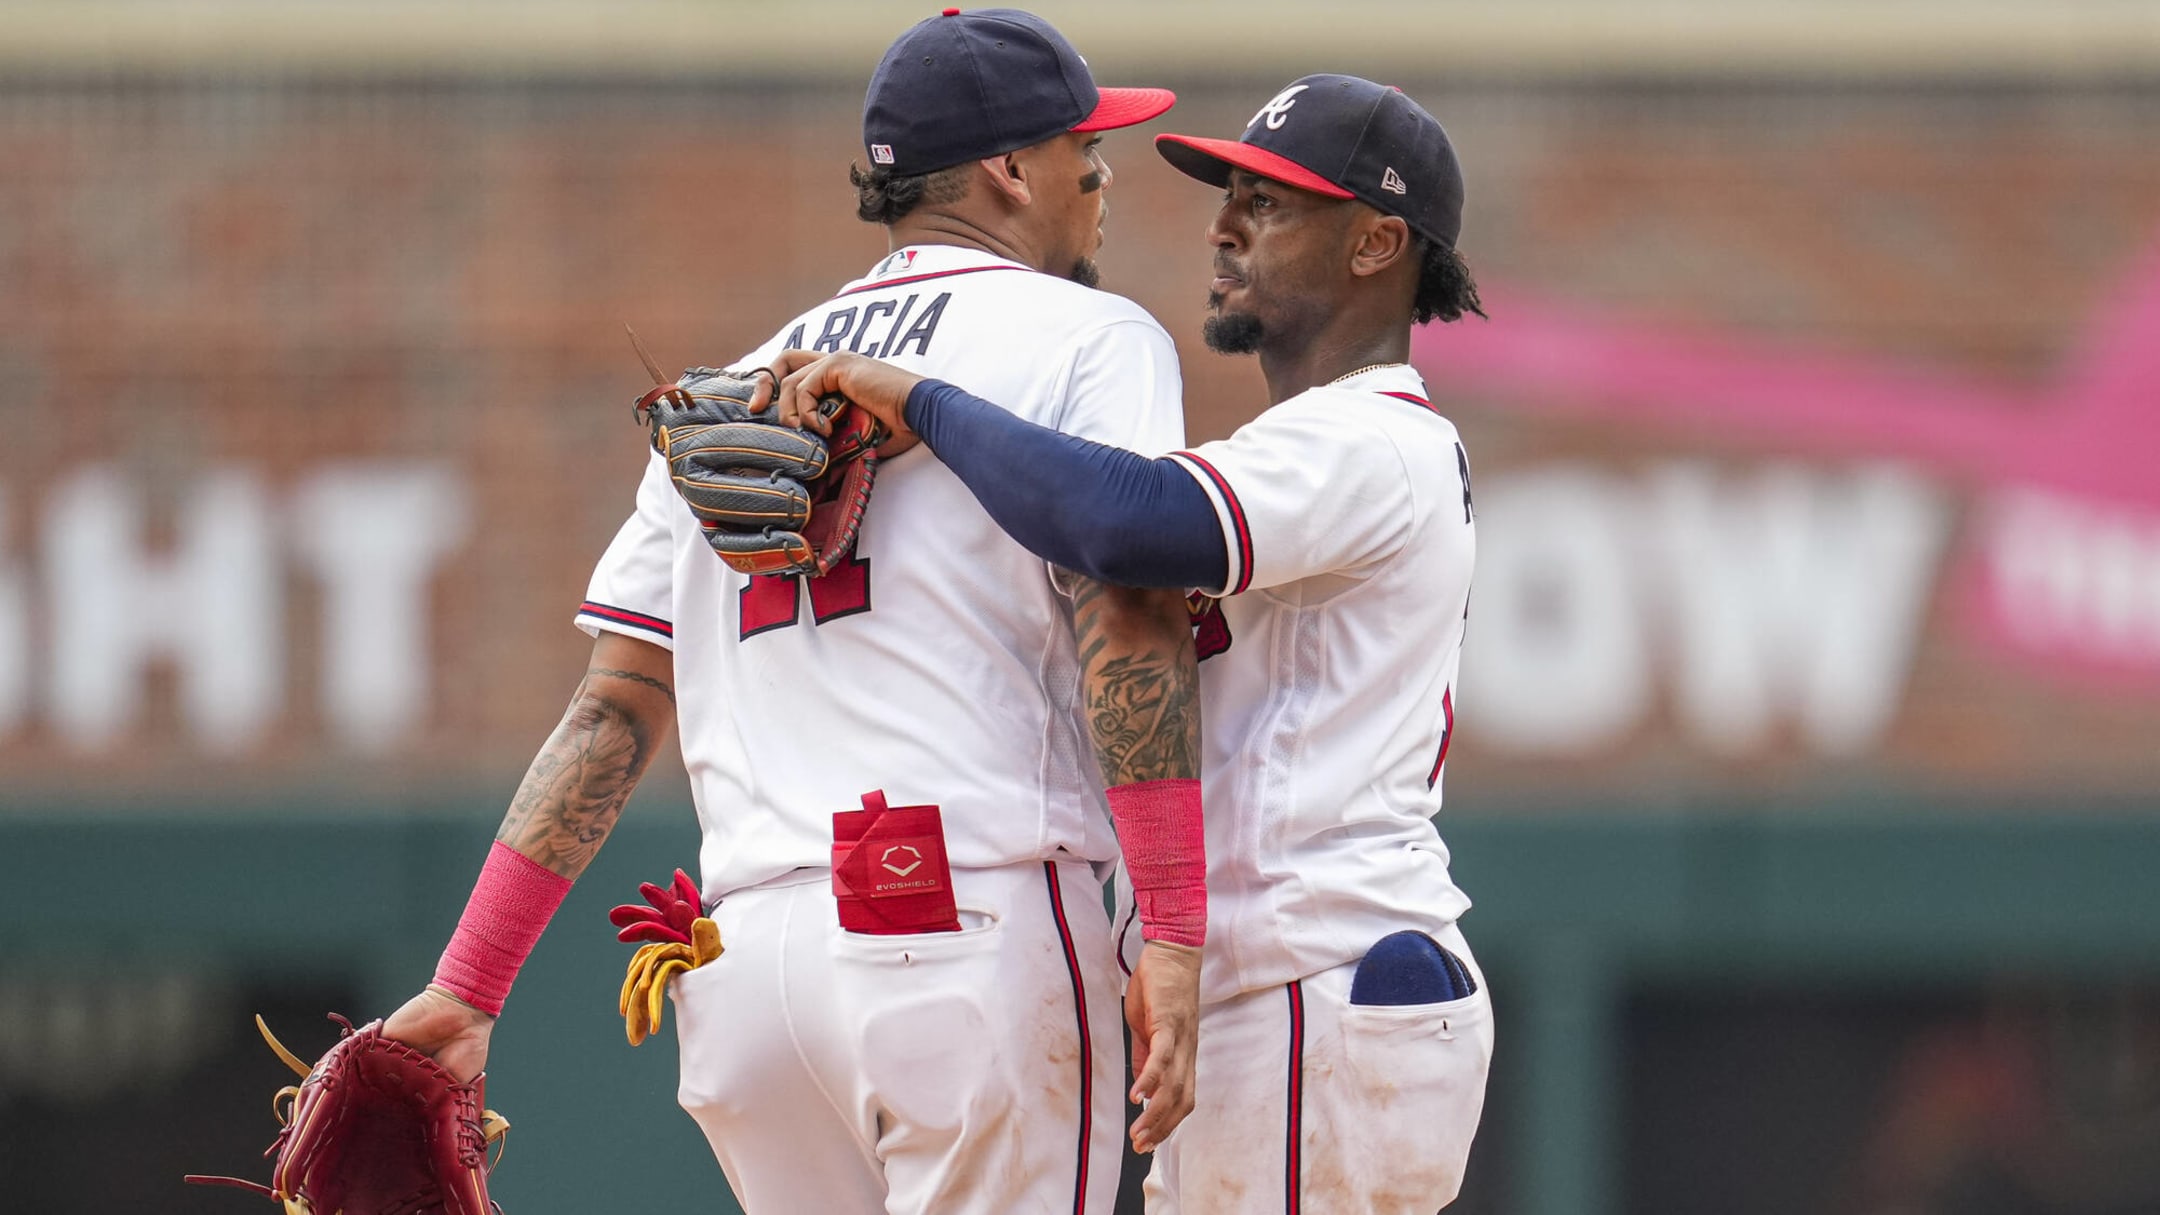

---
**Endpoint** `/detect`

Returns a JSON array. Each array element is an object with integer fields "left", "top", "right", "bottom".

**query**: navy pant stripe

[
  {"left": 1285, "top": 980, "right": 1306, "bottom": 1214},
  {"left": 1045, "top": 862, "right": 1093, "bottom": 1215}
]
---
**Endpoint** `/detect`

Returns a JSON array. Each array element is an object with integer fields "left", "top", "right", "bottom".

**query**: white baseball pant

[
  {"left": 671, "top": 859, "right": 1125, "bottom": 1214},
  {"left": 1143, "top": 923, "right": 1494, "bottom": 1214}
]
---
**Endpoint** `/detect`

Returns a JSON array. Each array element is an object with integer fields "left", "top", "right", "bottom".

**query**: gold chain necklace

[{"left": 1326, "top": 361, "right": 1409, "bottom": 386}]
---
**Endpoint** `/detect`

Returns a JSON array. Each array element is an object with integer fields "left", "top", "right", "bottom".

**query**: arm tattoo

[
  {"left": 495, "top": 674, "right": 670, "bottom": 878},
  {"left": 1067, "top": 573, "right": 1202, "bottom": 786},
  {"left": 589, "top": 667, "right": 676, "bottom": 707}
]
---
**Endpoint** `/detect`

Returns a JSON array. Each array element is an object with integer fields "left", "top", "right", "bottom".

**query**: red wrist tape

[
  {"left": 1109, "top": 779, "right": 1206, "bottom": 948},
  {"left": 432, "top": 841, "right": 573, "bottom": 1016}
]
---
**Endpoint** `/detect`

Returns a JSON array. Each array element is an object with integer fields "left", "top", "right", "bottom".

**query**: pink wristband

[
  {"left": 1108, "top": 779, "right": 1206, "bottom": 948},
  {"left": 431, "top": 841, "right": 573, "bottom": 1016}
]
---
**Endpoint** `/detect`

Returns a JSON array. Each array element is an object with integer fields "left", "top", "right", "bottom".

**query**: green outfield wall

[{"left": 5, "top": 800, "right": 2155, "bottom": 1215}]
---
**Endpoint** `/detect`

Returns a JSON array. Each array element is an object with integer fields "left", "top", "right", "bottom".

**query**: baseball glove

[
  {"left": 186, "top": 1014, "right": 509, "bottom": 1215},
  {"left": 634, "top": 367, "right": 886, "bottom": 578}
]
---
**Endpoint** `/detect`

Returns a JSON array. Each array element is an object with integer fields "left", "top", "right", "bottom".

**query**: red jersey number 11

[{"left": 738, "top": 552, "right": 873, "bottom": 639}]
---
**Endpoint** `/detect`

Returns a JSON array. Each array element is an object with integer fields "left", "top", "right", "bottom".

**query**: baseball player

[
  {"left": 373, "top": 10, "right": 1213, "bottom": 1214},
  {"left": 760, "top": 75, "right": 1493, "bottom": 1212}
]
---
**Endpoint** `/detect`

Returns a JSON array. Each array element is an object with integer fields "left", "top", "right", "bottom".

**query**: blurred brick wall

[{"left": 1, "top": 78, "right": 2155, "bottom": 799}]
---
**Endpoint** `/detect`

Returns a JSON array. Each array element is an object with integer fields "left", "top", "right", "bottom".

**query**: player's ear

[
  {"left": 979, "top": 151, "right": 1033, "bottom": 208},
  {"left": 1348, "top": 212, "right": 1414, "bottom": 279}
]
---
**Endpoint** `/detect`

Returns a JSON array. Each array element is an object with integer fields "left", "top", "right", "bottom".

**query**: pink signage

[{"left": 1418, "top": 247, "right": 2160, "bottom": 691}]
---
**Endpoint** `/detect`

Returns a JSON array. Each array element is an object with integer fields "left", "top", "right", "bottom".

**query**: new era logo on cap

[{"left": 1156, "top": 73, "right": 1465, "bottom": 249}]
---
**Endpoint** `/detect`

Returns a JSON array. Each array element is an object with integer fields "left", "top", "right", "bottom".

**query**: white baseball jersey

[
  {"left": 1124, "top": 364, "right": 1476, "bottom": 1005},
  {"left": 578, "top": 244, "right": 1186, "bottom": 900}
]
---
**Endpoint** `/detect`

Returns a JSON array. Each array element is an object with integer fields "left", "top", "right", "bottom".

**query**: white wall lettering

[
  {"left": 1985, "top": 488, "right": 2160, "bottom": 661},
  {"left": 1465, "top": 460, "right": 1948, "bottom": 759},
  {"left": 1650, "top": 462, "right": 1949, "bottom": 755},
  {"left": 1463, "top": 466, "right": 1652, "bottom": 752},
  {"left": 1, "top": 463, "right": 470, "bottom": 756},
  {"left": 43, "top": 467, "right": 280, "bottom": 753},
  {"left": 290, "top": 464, "right": 471, "bottom": 752},
  {"left": 0, "top": 456, "right": 1954, "bottom": 763}
]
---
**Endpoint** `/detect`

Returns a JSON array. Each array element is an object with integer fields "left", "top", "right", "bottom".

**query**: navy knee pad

[{"left": 1349, "top": 930, "right": 1477, "bottom": 1006}]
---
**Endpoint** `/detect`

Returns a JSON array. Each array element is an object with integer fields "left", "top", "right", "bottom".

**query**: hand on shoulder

[{"left": 752, "top": 350, "right": 924, "bottom": 457}]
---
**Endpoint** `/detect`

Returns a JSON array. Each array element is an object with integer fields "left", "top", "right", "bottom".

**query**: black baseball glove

[{"left": 634, "top": 368, "right": 886, "bottom": 578}]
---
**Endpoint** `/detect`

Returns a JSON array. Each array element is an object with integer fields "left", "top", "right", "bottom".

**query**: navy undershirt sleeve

[{"left": 902, "top": 379, "right": 1229, "bottom": 591}]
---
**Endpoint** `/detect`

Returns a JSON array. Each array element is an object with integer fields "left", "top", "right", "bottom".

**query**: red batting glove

[{"left": 607, "top": 869, "right": 704, "bottom": 946}]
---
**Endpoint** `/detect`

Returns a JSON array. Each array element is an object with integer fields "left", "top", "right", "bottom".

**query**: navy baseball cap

[
  {"left": 863, "top": 7, "right": 1176, "bottom": 176},
  {"left": 1156, "top": 75, "right": 1465, "bottom": 248}
]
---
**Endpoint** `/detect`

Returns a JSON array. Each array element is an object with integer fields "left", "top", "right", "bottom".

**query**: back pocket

[{"left": 1349, "top": 929, "right": 1477, "bottom": 1006}]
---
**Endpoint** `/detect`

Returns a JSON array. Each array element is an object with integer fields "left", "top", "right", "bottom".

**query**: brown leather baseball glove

[{"left": 186, "top": 1014, "right": 509, "bottom": 1215}]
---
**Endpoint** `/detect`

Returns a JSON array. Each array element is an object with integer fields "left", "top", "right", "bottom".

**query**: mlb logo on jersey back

[
  {"left": 875, "top": 249, "right": 918, "bottom": 278},
  {"left": 871, "top": 143, "right": 895, "bottom": 165}
]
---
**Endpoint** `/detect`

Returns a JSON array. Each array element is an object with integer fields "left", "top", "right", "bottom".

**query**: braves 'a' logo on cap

[
  {"left": 1249, "top": 84, "right": 1309, "bottom": 132},
  {"left": 1382, "top": 167, "right": 1408, "bottom": 195},
  {"left": 870, "top": 143, "right": 896, "bottom": 165}
]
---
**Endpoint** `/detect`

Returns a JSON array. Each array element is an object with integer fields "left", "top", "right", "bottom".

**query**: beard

[
  {"left": 1203, "top": 294, "right": 1264, "bottom": 354},
  {"left": 1067, "top": 257, "right": 1102, "bottom": 289}
]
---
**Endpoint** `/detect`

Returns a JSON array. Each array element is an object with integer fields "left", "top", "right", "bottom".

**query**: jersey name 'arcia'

[{"left": 787, "top": 291, "right": 953, "bottom": 359}]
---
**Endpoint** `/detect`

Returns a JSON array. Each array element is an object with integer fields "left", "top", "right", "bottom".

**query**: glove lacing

[{"left": 183, "top": 1013, "right": 511, "bottom": 1210}]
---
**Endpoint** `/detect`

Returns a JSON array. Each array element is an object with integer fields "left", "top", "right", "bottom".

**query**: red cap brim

[
  {"left": 1073, "top": 86, "right": 1177, "bottom": 133},
  {"left": 1152, "top": 133, "right": 1355, "bottom": 200}
]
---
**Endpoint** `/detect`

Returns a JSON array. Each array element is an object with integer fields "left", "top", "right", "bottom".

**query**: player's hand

[
  {"left": 1125, "top": 939, "right": 1201, "bottom": 1153},
  {"left": 751, "top": 350, "right": 924, "bottom": 456},
  {"left": 381, "top": 985, "right": 496, "bottom": 1084}
]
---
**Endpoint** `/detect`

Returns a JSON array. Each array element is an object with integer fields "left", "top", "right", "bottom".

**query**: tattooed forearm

[
  {"left": 1087, "top": 653, "right": 1202, "bottom": 781},
  {"left": 495, "top": 689, "right": 664, "bottom": 878},
  {"left": 589, "top": 667, "right": 676, "bottom": 707},
  {"left": 1067, "top": 574, "right": 1202, "bottom": 786}
]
